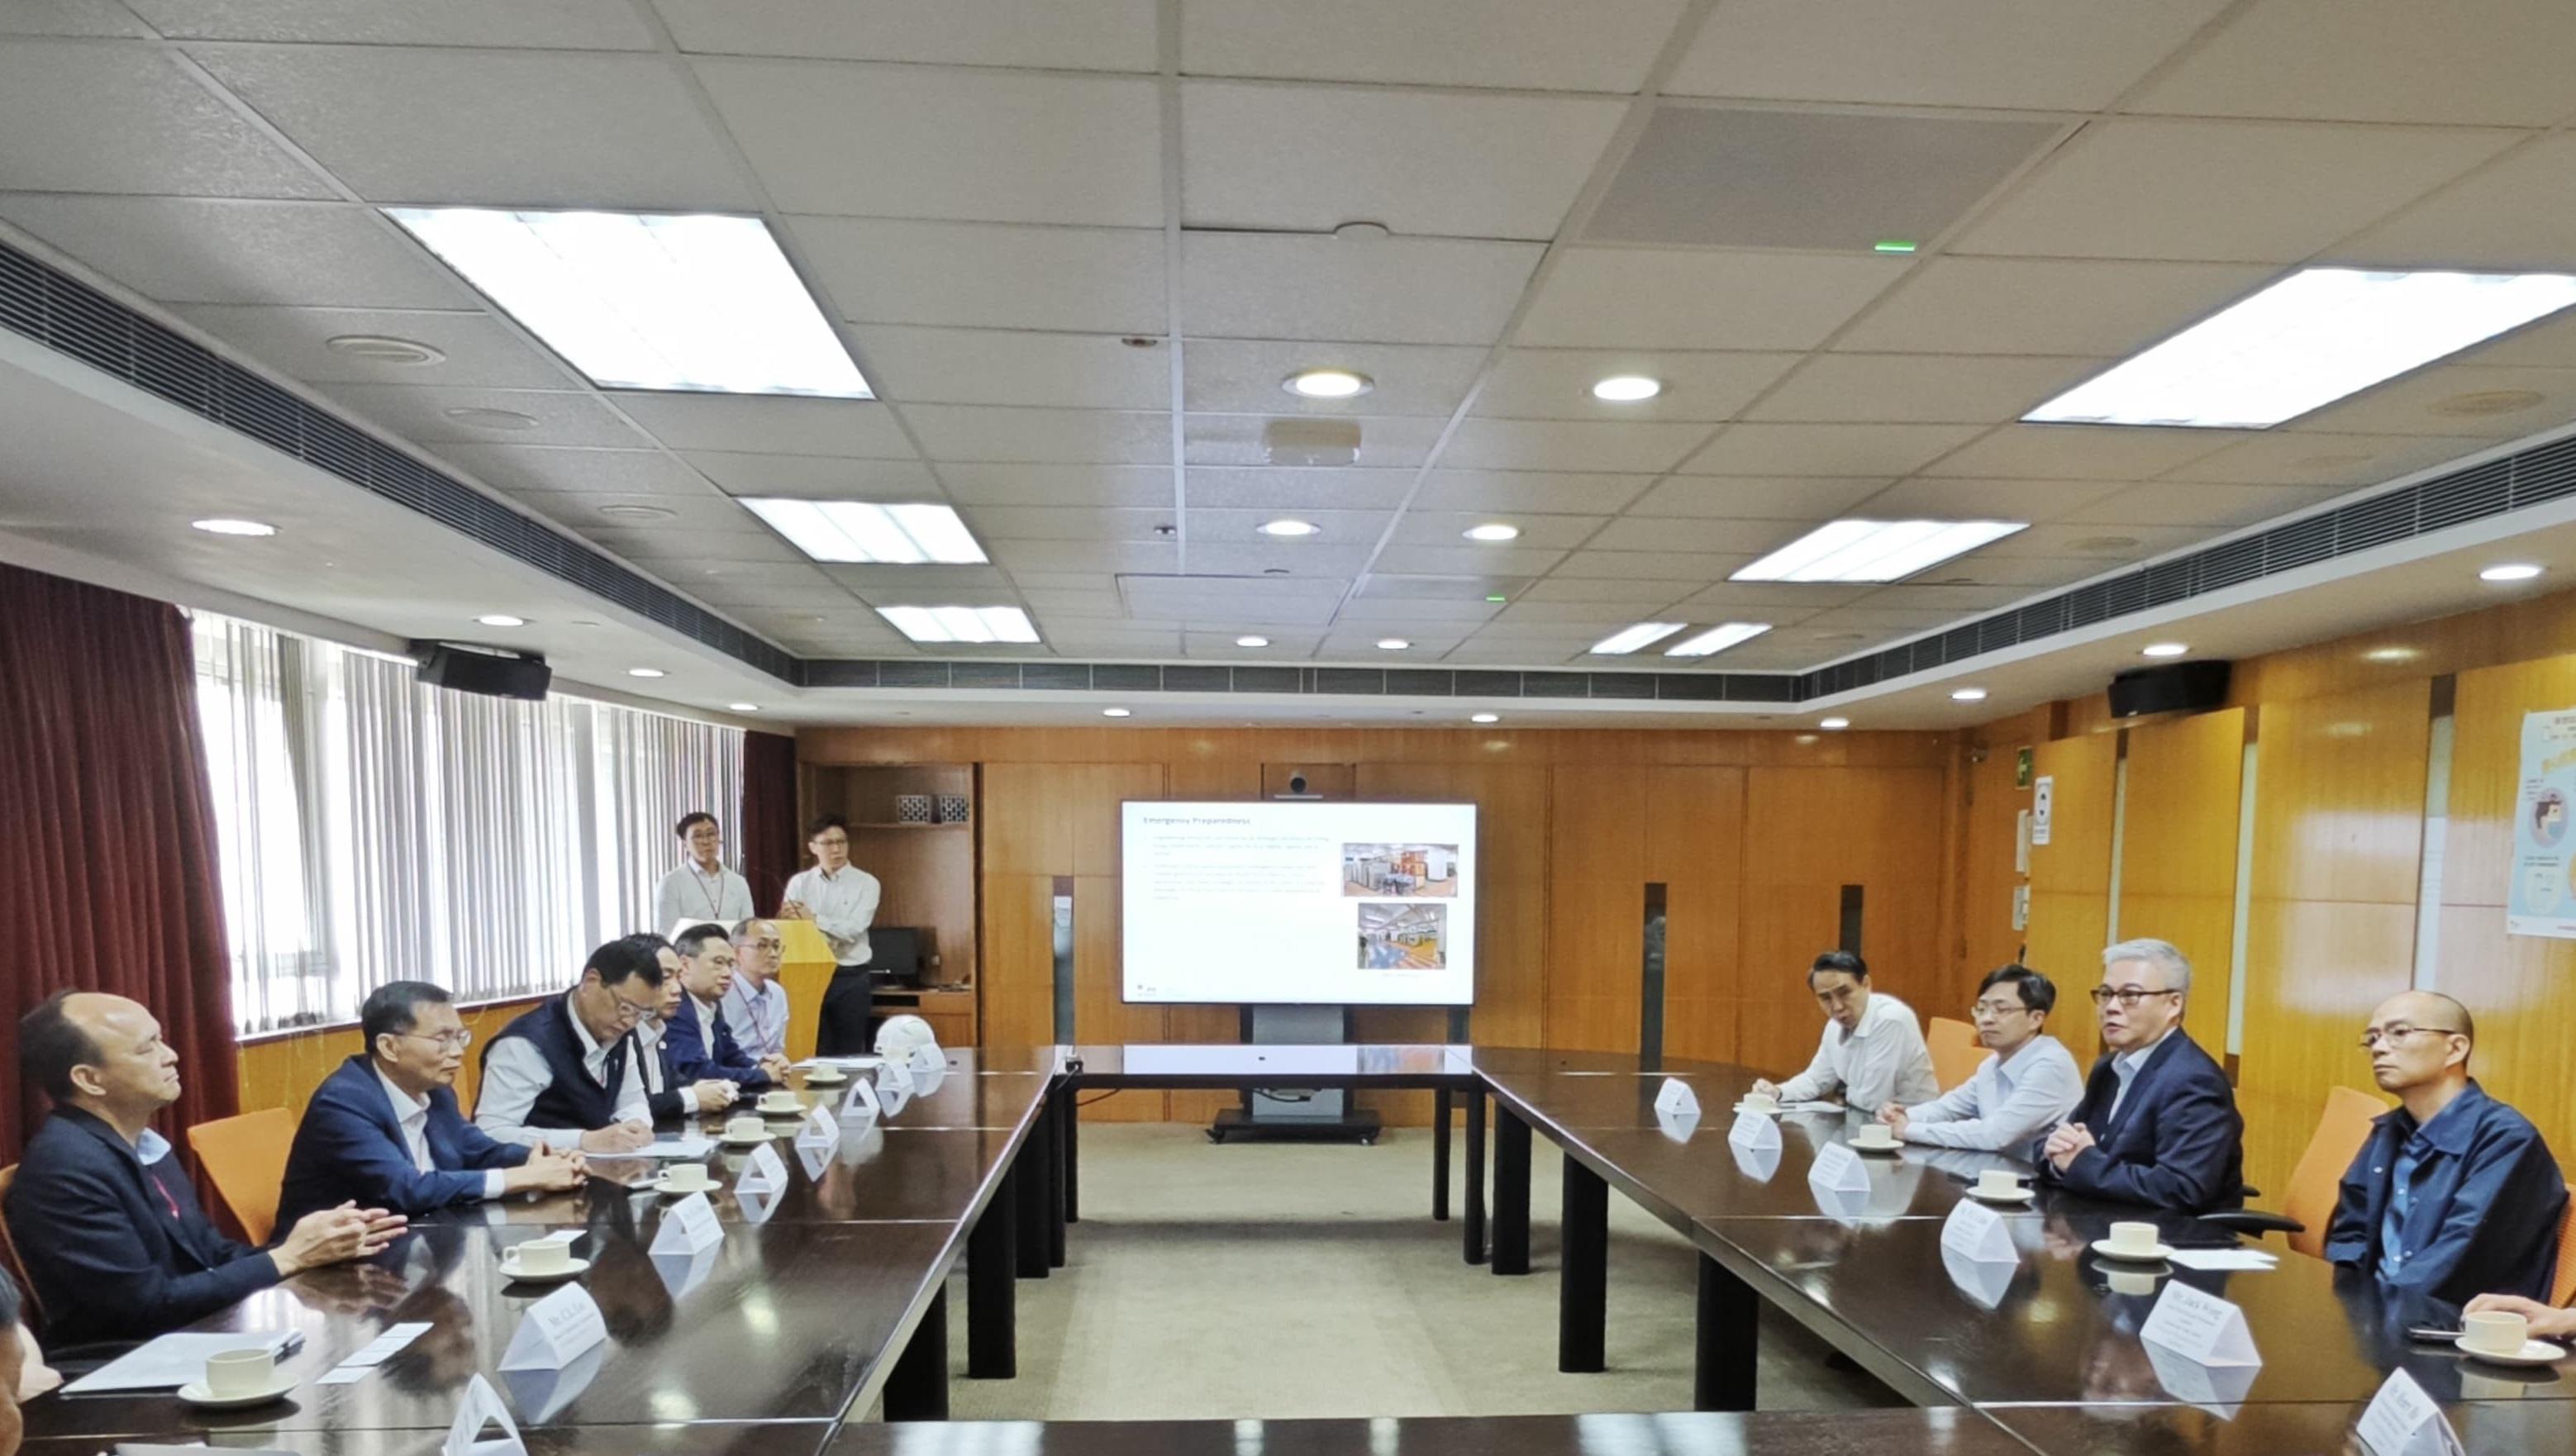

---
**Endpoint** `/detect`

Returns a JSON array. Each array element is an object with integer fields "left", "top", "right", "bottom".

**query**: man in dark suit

[
  {"left": 2031, "top": 938, "right": 2245, "bottom": 1213},
  {"left": 4, "top": 992, "right": 405, "bottom": 1345},
  {"left": 278, "top": 982, "right": 588, "bottom": 1228},
  {"left": 663, "top": 923, "right": 788, "bottom": 1090},
  {"left": 632, "top": 936, "right": 739, "bottom": 1123}
]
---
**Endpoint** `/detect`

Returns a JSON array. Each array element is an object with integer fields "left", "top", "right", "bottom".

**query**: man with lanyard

[
  {"left": 655, "top": 811, "right": 753, "bottom": 932},
  {"left": 722, "top": 917, "right": 793, "bottom": 1062}
]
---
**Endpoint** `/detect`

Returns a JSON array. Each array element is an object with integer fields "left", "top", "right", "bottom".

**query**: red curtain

[
  {"left": 740, "top": 730, "right": 800, "bottom": 916},
  {"left": 0, "top": 564, "right": 238, "bottom": 1165}
]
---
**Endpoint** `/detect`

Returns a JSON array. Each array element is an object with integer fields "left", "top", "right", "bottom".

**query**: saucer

[
  {"left": 2090, "top": 1239, "right": 2175, "bottom": 1263},
  {"left": 178, "top": 1376, "right": 298, "bottom": 1409},
  {"left": 498, "top": 1254, "right": 591, "bottom": 1283},
  {"left": 757, "top": 1101, "right": 806, "bottom": 1117},
  {"left": 804, "top": 1068, "right": 848, "bottom": 1086},
  {"left": 719, "top": 1129, "right": 774, "bottom": 1146},
  {"left": 1731, "top": 1102, "right": 1781, "bottom": 1116},
  {"left": 1848, "top": 1139, "right": 1902, "bottom": 1155},
  {"left": 2457, "top": 1336, "right": 2569, "bottom": 1368},
  {"left": 1969, "top": 1187, "right": 2035, "bottom": 1204},
  {"left": 654, "top": 1176, "right": 718, "bottom": 1197}
]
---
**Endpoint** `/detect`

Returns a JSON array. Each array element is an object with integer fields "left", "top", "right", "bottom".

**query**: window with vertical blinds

[{"left": 192, "top": 613, "right": 744, "bottom": 1035}]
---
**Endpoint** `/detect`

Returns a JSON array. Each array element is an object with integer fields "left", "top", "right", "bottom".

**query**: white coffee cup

[
  {"left": 204, "top": 1348, "right": 273, "bottom": 1398},
  {"left": 725, "top": 1114, "right": 767, "bottom": 1141},
  {"left": 515, "top": 1235, "right": 574, "bottom": 1274},
  {"left": 2464, "top": 1309, "right": 2531, "bottom": 1356},
  {"left": 1850, "top": 1124, "right": 1897, "bottom": 1149},
  {"left": 807, "top": 1065, "right": 845, "bottom": 1084},
  {"left": 1974, "top": 1169, "right": 2026, "bottom": 1199},
  {"left": 661, "top": 1162, "right": 712, "bottom": 1192},
  {"left": 1739, "top": 1091, "right": 1778, "bottom": 1113},
  {"left": 2107, "top": 1220, "right": 2161, "bottom": 1256},
  {"left": 759, "top": 1090, "right": 802, "bottom": 1114}
]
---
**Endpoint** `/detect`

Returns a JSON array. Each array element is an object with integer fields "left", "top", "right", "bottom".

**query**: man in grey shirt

[{"left": 1880, "top": 964, "right": 2083, "bottom": 1151}]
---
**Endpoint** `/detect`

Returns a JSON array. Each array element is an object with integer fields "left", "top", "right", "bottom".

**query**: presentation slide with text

[{"left": 1121, "top": 800, "right": 1478, "bottom": 1006}]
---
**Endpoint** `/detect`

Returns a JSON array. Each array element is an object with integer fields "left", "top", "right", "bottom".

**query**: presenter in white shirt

[
  {"left": 1878, "top": 964, "right": 2083, "bottom": 1150},
  {"left": 655, "top": 811, "right": 755, "bottom": 932},
  {"left": 780, "top": 814, "right": 881, "bottom": 969},
  {"left": 1752, "top": 949, "right": 1939, "bottom": 1111}
]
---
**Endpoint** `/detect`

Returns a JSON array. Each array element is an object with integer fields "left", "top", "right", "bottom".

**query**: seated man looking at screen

[
  {"left": 1878, "top": 964, "right": 2083, "bottom": 1152},
  {"left": 2031, "top": 938, "right": 2244, "bottom": 1213},
  {"left": 1751, "top": 950, "right": 1938, "bottom": 1112}
]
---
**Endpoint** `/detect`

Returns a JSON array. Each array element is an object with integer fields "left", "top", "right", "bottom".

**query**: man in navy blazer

[
  {"left": 2032, "top": 938, "right": 2245, "bottom": 1213},
  {"left": 634, "top": 937, "right": 740, "bottom": 1124},
  {"left": 664, "top": 923, "right": 788, "bottom": 1090},
  {"left": 4, "top": 992, "right": 405, "bottom": 1346},
  {"left": 278, "top": 982, "right": 588, "bottom": 1229},
  {"left": 2325, "top": 992, "right": 2564, "bottom": 1304}
]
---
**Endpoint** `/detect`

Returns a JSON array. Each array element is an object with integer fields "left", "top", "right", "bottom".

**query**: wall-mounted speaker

[
  {"left": 2107, "top": 659, "right": 2230, "bottom": 721},
  {"left": 412, "top": 641, "right": 551, "bottom": 701}
]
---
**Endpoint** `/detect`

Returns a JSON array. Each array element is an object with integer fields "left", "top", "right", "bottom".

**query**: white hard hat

[{"left": 874, "top": 1013, "right": 939, "bottom": 1059}]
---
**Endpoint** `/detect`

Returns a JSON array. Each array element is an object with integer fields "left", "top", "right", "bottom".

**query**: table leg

[
  {"left": 967, "top": 1172, "right": 1017, "bottom": 1379},
  {"left": 1493, "top": 1108, "right": 1531, "bottom": 1276},
  {"left": 1695, "top": 1253, "right": 1758, "bottom": 1412},
  {"left": 1464, "top": 1089, "right": 1487, "bottom": 1264},
  {"left": 883, "top": 1287, "right": 950, "bottom": 1420},
  {"left": 1432, "top": 1087, "right": 1453, "bottom": 1222},
  {"left": 1063, "top": 1083, "right": 1081, "bottom": 1225},
  {"left": 1016, "top": 1104, "right": 1050, "bottom": 1279},
  {"left": 1047, "top": 1084, "right": 1069, "bottom": 1268},
  {"left": 1559, "top": 1159, "right": 1607, "bottom": 1372}
]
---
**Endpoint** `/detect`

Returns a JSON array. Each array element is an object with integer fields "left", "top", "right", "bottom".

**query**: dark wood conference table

[{"left": 22, "top": 1040, "right": 2571, "bottom": 1456}]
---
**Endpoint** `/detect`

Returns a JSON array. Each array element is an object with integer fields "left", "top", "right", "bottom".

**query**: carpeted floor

[{"left": 935, "top": 1123, "right": 1898, "bottom": 1420}]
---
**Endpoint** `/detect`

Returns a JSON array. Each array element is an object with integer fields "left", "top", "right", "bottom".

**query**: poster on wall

[
  {"left": 2031, "top": 776, "right": 2055, "bottom": 847},
  {"left": 2508, "top": 708, "right": 2576, "bottom": 939}
]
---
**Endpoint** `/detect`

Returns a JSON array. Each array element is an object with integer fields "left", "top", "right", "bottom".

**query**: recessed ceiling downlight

[
  {"left": 2482, "top": 563, "right": 2544, "bottom": 583},
  {"left": 1259, "top": 518, "right": 1321, "bottom": 538},
  {"left": 1591, "top": 375, "right": 1662, "bottom": 402},
  {"left": 1285, "top": 369, "right": 1373, "bottom": 399},
  {"left": 476, "top": 614, "right": 526, "bottom": 627},
  {"left": 1463, "top": 523, "right": 1521, "bottom": 542},
  {"left": 2141, "top": 642, "right": 2188, "bottom": 659}
]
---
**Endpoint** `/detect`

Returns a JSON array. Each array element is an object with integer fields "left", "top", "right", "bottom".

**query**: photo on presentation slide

[
  {"left": 1340, "top": 843, "right": 1460, "bottom": 898},
  {"left": 1357, "top": 902, "right": 1447, "bottom": 969}
]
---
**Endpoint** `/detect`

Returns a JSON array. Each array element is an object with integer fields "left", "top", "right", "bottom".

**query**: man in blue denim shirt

[{"left": 2324, "top": 991, "right": 2564, "bottom": 1305}]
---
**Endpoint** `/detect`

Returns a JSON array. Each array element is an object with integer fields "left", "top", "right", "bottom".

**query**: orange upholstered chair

[
  {"left": 2275, "top": 1086, "right": 2388, "bottom": 1259},
  {"left": 186, "top": 1107, "right": 296, "bottom": 1245},
  {"left": 1926, "top": 1016, "right": 1983, "bottom": 1093}
]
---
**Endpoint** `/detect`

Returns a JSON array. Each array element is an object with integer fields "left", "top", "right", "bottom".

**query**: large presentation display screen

[{"left": 1121, "top": 801, "right": 1478, "bottom": 1006}]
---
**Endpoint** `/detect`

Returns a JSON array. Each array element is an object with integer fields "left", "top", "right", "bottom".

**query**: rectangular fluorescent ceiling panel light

[
  {"left": 384, "top": 208, "right": 871, "bottom": 397},
  {"left": 877, "top": 606, "right": 1040, "bottom": 645},
  {"left": 740, "top": 498, "right": 986, "bottom": 564},
  {"left": 1733, "top": 519, "right": 2025, "bottom": 583},
  {"left": 1664, "top": 622, "right": 1771, "bottom": 657},
  {"left": 1589, "top": 621, "right": 1686, "bottom": 655},
  {"left": 2025, "top": 267, "right": 2576, "bottom": 429}
]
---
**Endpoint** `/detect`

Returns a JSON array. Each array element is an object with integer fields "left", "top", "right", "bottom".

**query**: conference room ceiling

[{"left": 5, "top": 0, "right": 2576, "bottom": 726}]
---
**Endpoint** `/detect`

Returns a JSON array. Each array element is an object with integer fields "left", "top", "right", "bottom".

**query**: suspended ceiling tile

[
  {"left": 2130, "top": 0, "right": 2576, "bottom": 126},
  {"left": 1518, "top": 247, "right": 1908, "bottom": 350},
  {"left": 609, "top": 393, "right": 917, "bottom": 458},
  {"left": 792, "top": 217, "right": 1166, "bottom": 334},
  {"left": 906, "top": 406, "right": 1174, "bottom": 465},
  {"left": 1387, "top": 512, "right": 1605, "bottom": 548},
  {"left": 138, "top": 0, "right": 655, "bottom": 45},
  {"left": 1182, "top": 81, "right": 1625, "bottom": 240},
  {"left": 1836, "top": 257, "right": 2275, "bottom": 356},
  {"left": 175, "top": 304, "right": 580, "bottom": 389},
  {"left": 1624, "top": 476, "right": 1890, "bottom": 520},
  {"left": 1413, "top": 470, "right": 1659, "bottom": 514},
  {"left": 193, "top": 45, "right": 753, "bottom": 208},
  {"left": 1183, "top": 467, "right": 1418, "bottom": 510},
  {"left": 1749, "top": 354, "right": 2111, "bottom": 425},
  {"left": 2342, "top": 136, "right": 2576, "bottom": 274},
  {"left": 695, "top": 58, "right": 1162, "bottom": 226},
  {"left": 1439, "top": 417, "right": 1712, "bottom": 474},
  {"left": 857, "top": 327, "right": 1167, "bottom": 411},
  {"left": 436, "top": 444, "right": 717, "bottom": 497},
  {"left": 2159, "top": 431, "right": 2502, "bottom": 487},
  {"left": 1181, "top": 413, "right": 1447, "bottom": 469},
  {"left": 659, "top": 0, "right": 1158, "bottom": 70},
  {"left": 1180, "top": 231, "right": 1544, "bottom": 345},
  {"left": 1473, "top": 350, "right": 1798, "bottom": 422},
  {"left": 320, "top": 383, "right": 651, "bottom": 448},
  {"left": 1177, "top": 0, "right": 1688, "bottom": 92},
  {"left": 1682, "top": 421, "right": 1985, "bottom": 477},
  {"left": 0, "top": 40, "right": 331, "bottom": 198},
  {"left": 1183, "top": 339, "right": 1487, "bottom": 417},
  {"left": 1916, "top": 423, "right": 2242, "bottom": 480},
  {"left": 2054, "top": 482, "right": 2350, "bottom": 528},
  {"left": 940, "top": 464, "right": 1178, "bottom": 507},
  {"left": 1855, "top": 475, "right": 2128, "bottom": 521},
  {"left": 681, "top": 451, "right": 940, "bottom": 498},
  {"left": 0, "top": 195, "right": 475, "bottom": 308}
]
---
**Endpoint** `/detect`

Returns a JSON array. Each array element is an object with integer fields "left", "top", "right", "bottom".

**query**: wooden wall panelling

[
  {"left": 1735, "top": 766, "right": 1950, "bottom": 1076},
  {"left": 1547, "top": 765, "right": 1647, "bottom": 1053},
  {"left": 2431, "top": 656, "right": 2576, "bottom": 1172},
  {"left": 1651, "top": 765, "right": 1746, "bottom": 1066},
  {"left": 2023, "top": 733, "right": 2117, "bottom": 1065},
  {"left": 978, "top": 873, "right": 1056, "bottom": 1051},
  {"left": 1955, "top": 730, "right": 2034, "bottom": 1014},
  {"left": 237, "top": 996, "right": 546, "bottom": 1123},
  {"left": 2116, "top": 708, "right": 2246, "bottom": 1053},
  {"left": 2239, "top": 678, "right": 2430, "bottom": 1195}
]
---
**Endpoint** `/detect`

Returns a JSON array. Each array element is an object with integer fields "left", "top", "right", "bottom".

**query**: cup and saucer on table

[
  {"left": 720, "top": 1113, "right": 774, "bottom": 1146},
  {"left": 1968, "top": 1169, "right": 2034, "bottom": 1204},
  {"left": 178, "top": 1348, "right": 298, "bottom": 1410},
  {"left": 1731, "top": 1091, "right": 1781, "bottom": 1116},
  {"left": 1846, "top": 1123, "right": 1902, "bottom": 1155},
  {"left": 2089, "top": 1220, "right": 2175, "bottom": 1263},
  {"left": 499, "top": 1232, "right": 590, "bottom": 1284},
  {"left": 757, "top": 1089, "right": 806, "bottom": 1117},
  {"left": 655, "top": 1162, "right": 719, "bottom": 1197},
  {"left": 803, "top": 1064, "right": 848, "bottom": 1087},
  {"left": 2458, "top": 1310, "right": 2571, "bottom": 1367}
]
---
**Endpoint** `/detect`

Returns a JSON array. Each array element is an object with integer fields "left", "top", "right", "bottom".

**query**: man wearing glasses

[
  {"left": 280, "top": 981, "right": 587, "bottom": 1224},
  {"left": 723, "top": 918, "right": 793, "bottom": 1062},
  {"left": 2031, "top": 937, "right": 2245, "bottom": 1212},
  {"left": 2323, "top": 992, "right": 2564, "bottom": 1304},
  {"left": 1878, "top": 964, "right": 2083, "bottom": 1151},
  {"left": 474, "top": 938, "right": 663, "bottom": 1154}
]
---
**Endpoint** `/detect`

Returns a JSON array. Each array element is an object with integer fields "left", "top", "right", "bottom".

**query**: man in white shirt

[
  {"left": 655, "top": 811, "right": 755, "bottom": 932},
  {"left": 633, "top": 937, "right": 739, "bottom": 1122},
  {"left": 721, "top": 918, "right": 792, "bottom": 1062},
  {"left": 781, "top": 814, "right": 881, "bottom": 970},
  {"left": 1878, "top": 964, "right": 2083, "bottom": 1151},
  {"left": 1752, "top": 950, "right": 1938, "bottom": 1111},
  {"left": 474, "top": 937, "right": 662, "bottom": 1154}
]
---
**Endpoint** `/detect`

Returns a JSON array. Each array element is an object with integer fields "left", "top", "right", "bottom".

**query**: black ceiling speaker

[
  {"left": 412, "top": 641, "right": 552, "bottom": 702},
  {"left": 2107, "top": 659, "right": 2231, "bottom": 721}
]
